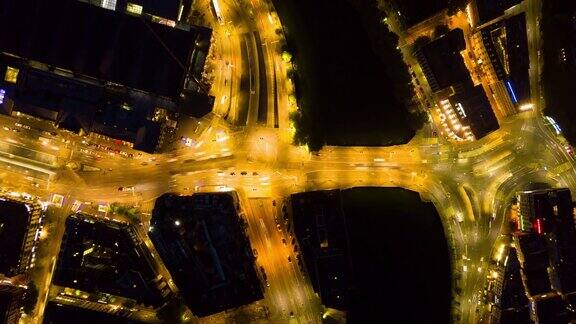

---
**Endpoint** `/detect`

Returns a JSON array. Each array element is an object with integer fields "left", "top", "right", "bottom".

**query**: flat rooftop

[
  {"left": 0, "top": 199, "right": 31, "bottom": 276},
  {"left": 53, "top": 214, "right": 163, "bottom": 306},
  {"left": 505, "top": 13, "right": 530, "bottom": 104},
  {"left": 150, "top": 193, "right": 262, "bottom": 317},
  {"left": 499, "top": 248, "right": 530, "bottom": 320},
  {"left": 0, "top": 290, "right": 15, "bottom": 323},
  {"left": 0, "top": 0, "right": 204, "bottom": 99},
  {"left": 291, "top": 190, "right": 352, "bottom": 311},
  {"left": 42, "top": 301, "right": 145, "bottom": 324},
  {"left": 0, "top": 293, "right": 8, "bottom": 323},
  {"left": 420, "top": 28, "right": 470, "bottom": 91},
  {"left": 475, "top": 0, "right": 523, "bottom": 23},
  {"left": 116, "top": 0, "right": 181, "bottom": 21}
]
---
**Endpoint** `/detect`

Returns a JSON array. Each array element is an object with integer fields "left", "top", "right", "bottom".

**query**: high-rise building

[
  {"left": 415, "top": 28, "right": 499, "bottom": 140},
  {"left": 512, "top": 188, "right": 576, "bottom": 322},
  {"left": 0, "top": 0, "right": 213, "bottom": 153},
  {"left": 517, "top": 188, "right": 575, "bottom": 237},
  {"left": 0, "top": 196, "right": 43, "bottom": 278},
  {"left": 149, "top": 193, "right": 263, "bottom": 317},
  {"left": 0, "top": 284, "right": 25, "bottom": 324}
]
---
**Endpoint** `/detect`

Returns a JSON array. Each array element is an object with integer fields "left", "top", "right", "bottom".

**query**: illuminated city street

[{"left": 0, "top": 0, "right": 573, "bottom": 323}]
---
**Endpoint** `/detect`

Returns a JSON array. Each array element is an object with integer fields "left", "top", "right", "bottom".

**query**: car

[
  {"left": 259, "top": 266, "right": 269, "bottom": 287},
  {"left": 253, "top": 172, "right": 258, "bottom": 176},
  {"left": 241, "top": 171, "right": 248, "bottom": 175},
  {"left": 118, "top": 186, "right": 134, "bottom": 192},
  {"left": 230, "top": 172, "right": 236, "bottom": 175}
]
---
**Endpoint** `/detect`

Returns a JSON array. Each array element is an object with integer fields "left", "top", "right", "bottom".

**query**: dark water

[
  {"left": 341, "top": 187, "right": 451, "bottom": 323},
  {"left": 272, "top": 0, "right": 415, "bottom": 147}
]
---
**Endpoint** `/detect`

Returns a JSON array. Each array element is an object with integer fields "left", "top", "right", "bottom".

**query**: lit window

[
  {"left": 4, "top": 66, "right": 19, "bottom": 83},
  {"left": 126, "top": 3, "right": 143, "bottom": 15},
  {"left": 151, "top": 15, "right": 176, "bottom": 27},
  {"left": 101, "top": 0, "right": 117, "bottom": 10}
]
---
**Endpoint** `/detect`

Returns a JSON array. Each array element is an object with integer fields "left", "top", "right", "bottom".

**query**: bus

[{"left": 210, "top": 0, "right": 223, "bottom": 22}]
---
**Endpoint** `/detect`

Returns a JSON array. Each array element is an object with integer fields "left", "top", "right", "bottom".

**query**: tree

[
  {"left": 22, "top": 282, "right": 39, "bottom": 315},
  {"left": 281, "top": 51, "right": 293, "bottom": 63},
  {"left": 109, "top": 203, "right": 140, "bottom": 223}
]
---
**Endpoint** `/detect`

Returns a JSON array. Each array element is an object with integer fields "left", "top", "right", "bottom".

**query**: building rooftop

[
  {"left": 149, "top": 193, "right": 262, "bottom": 317},
  {"left": 530, "top": 294, "right": 569, "bottom": 323},
  {"left": 53, "top": 214, "right": 163, "bottom": 306},
  {"left": 523, "top": 268, "right": 553, "bottom": 297},
  {"left": 498, "top": 248, "right": 530, "bottom": 323},
  {"left": 42, "top": 301, "right": 145, "bottom": 324},
  {"left": 504, "top": 13, "right": 530, "bottom": 105},
  {"left": 516, "top": 233, "right": 550, "bottom": 269},
  {"left": 418, "top": 29, "right": 469, "bottom": 92},
  {"left": 0, "top": 0, "right": 209, "bottom": 99},
  {"left": 116, "top": 0, "right": 182, "bottom": 21},
  {"left": 449, "top": 85, "right": 499, "bottom": 138},
  {"left": 291, "top": 190, "right": 352, "bottom": 311},
  {"left": 0, "top": 199, "right": 33, "bottom": 277},
  {"left": 0, "top": 284, "right": 24, "bottom": 324},
  {"left": 0, "top": 55, "right": 168, "bottom": 153},
  {"left": 475, "top": 0, "right": 523, "bottom": 24},
  {"left": 417, "top": 28, "right": 500, "bottom": 139}
]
